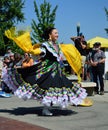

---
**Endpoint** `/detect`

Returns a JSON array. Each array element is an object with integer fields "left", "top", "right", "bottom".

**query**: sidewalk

[
  {"left": 0, "top": 116, "right": 49, "bottom": 130},
  {"left": 0, "top": 80, "right": 108, "bottom": 130}
]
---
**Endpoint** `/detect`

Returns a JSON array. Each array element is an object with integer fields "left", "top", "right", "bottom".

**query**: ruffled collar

[{"left": 42, "top": 41, "right": 62, "bottom": 62}]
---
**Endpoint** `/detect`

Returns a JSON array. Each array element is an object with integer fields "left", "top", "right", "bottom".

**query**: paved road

[{"left": 0, "top": 80, "right": 108, "bottom": 130}]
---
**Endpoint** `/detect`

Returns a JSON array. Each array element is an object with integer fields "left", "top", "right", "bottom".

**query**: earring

[{"left": 48, "top": 35, "right": 52, "bottom": 41}]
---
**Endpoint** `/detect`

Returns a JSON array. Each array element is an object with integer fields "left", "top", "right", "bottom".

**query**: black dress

[{"left": 7, "top": 41, "right": 87, "bottom": 108}]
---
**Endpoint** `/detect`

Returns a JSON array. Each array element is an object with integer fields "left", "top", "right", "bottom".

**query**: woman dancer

[{"left": 5, "top": 27, "right": 87, "bottom": 116}]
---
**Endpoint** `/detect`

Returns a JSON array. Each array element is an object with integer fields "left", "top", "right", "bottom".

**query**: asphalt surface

[{"left": 0, "top": 80, "right": 108, "bottom": 130}]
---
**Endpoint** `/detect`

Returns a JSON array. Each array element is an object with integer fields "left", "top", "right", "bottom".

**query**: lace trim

[{"left": 42, "top": 42, "right": 62, "bottom": 62}]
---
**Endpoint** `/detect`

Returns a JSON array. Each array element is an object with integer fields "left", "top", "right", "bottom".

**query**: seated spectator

[
  {"left": 1, "top": 52, "right": 23, "bottom": 94},
  {"left": 8, "top": 53, "right": 15, "bottom": 68},
  {"left": 13, "top": 52, "right": 23, "bottom": 68},
  {"left": 3, "top": 56, "right": 10, "bottom": 68},
  {"left": 22, "top": 53, "right": 34, "bottom": 68},
  {"left": 1, "top": 56, "right": 12, "bottom": 93},
  {"left": 4, "top": 46, "right": 13, "bottom": 58}
]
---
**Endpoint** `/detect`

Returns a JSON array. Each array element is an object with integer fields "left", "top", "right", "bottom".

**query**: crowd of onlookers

[
  {"left": 0, "top": 47, "right": 36, "bottom": 94},
  {"left": 70, "top": 34, "right": 106, "bottom": 95},
  {"left": 3, "top": 47, "right": 35, "bottom": 69}
]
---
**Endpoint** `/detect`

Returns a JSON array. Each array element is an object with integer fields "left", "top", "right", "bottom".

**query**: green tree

[
  {"left": 31, "top": 0, "right": 58, "bottom": 44},
  {"left": 105, "top": 7, "right": 108, "bottom": 35},
  {"left": 0, "top": 0, "right": 25, "bottom": 55}
]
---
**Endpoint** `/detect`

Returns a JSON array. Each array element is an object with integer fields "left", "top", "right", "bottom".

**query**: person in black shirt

[{"left": 70, "top": 35, "right": 87, "bottom": 80}]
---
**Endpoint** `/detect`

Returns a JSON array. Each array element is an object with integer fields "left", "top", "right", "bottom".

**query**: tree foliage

[
  {"left": 31, "top": 0, "right": 58, "bottom": 44},
  {"left": 0, "top": 0, "right": 25, "bottom": 55},
  {"left": 105, "top": 7, "right": 108, "bottom": 35}
]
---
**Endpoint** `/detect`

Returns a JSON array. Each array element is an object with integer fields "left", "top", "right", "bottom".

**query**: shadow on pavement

[{"left": 0, "top": 106, "right": 78, "bottom": 116}]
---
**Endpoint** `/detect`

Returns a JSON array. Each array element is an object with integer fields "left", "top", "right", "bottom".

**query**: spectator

[
  {"left": 3, "top": 56, "right": 10, "bottom": 68},
  {"left": 8, "top": 53, "right": 15, "bottom": 68},
  {"left": 4, "top": 46, "right": 13, "bottom": 58},
  {"left": 70, "top": 35, "right": 87, "bottom": 80},
  {"left": 90, "top": 42, "right": 106, "bottom": 95},
  {"left": 13, "top": 52, "right": 23, "bottom": 68},
  {"left": 1, "top": 56, "right": 12, "bottom": 93},
  {"left": 22, "top": 53, "right": 34, "bottom": 68},
  {"left": 86, "top": 48, "right": 94, "bottom": 81}
]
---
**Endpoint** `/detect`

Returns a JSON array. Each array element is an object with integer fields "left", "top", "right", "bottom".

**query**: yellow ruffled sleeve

[
  {"left": 5, "top": 29, "right": 41, "bottom": 55},
  {"left": 60, "top": 44, "right": 82, "bottom": 82}
]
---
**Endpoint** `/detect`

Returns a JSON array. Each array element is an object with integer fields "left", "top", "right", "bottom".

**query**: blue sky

[{"left": 19, "top": 0, "right": 108, "bottom": 43}]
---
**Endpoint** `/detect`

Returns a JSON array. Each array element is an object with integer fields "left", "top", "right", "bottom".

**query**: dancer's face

[{"left": 49, "top": 29, "right": 59, "bottom": 42}]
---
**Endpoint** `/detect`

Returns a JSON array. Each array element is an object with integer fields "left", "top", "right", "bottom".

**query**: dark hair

[
  {"left": 4, "top": 56, "right": 9, "bottom": 60},
  {"left": 42, "top": 27, "right": 56, "bottom": 40},
  {"left": 82, "top": 40, "right": 87, "bottom": 45},
  {"left": 7, "top": 46, "right": 11, "bottom": 50},
  {"left": 14, "top": 52, "right": 22, "bottom": 61},
  {"left": 24, "top": 53, "right": 30, "bottom": 57},
  {"left": 93, "top": 42, "right": 101, "bottom": 47}
]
